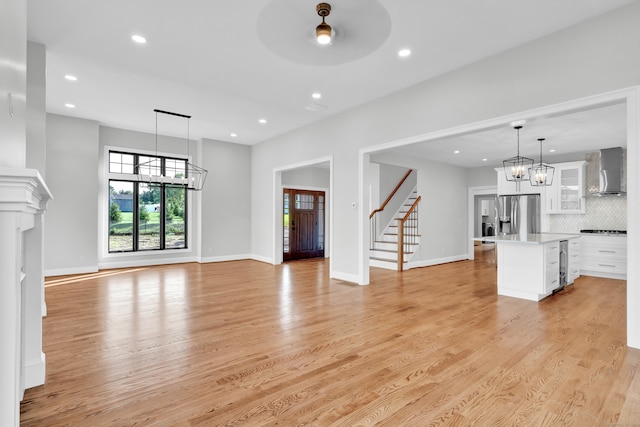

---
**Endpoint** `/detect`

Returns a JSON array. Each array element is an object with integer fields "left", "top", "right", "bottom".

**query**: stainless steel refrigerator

[{"left": 495, "top": 194, "right": 541, "bottom": 236}]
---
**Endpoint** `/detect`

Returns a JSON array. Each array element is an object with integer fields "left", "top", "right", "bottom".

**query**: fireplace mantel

[{"left": 0, "top": 168, "right": 52, "bottom": 427}]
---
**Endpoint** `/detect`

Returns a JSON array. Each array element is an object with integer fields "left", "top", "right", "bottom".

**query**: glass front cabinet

[{"left": 544, "top": 161, "right": 586, "bottom": 214}]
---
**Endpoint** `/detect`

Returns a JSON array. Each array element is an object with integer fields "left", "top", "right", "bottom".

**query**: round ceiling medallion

[{"left": 257, "top": 0, "right": 391, "bottom": 66}]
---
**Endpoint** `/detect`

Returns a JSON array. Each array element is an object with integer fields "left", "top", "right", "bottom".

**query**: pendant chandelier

[
  {"left": 136, "top": 109, "right": 208, "bottom": 191},
  {"left": 529, "top": 138, "right": 555, "bottom": 186},
  {"left": 503, "top": 124, "right": 534, "bottom": 191}
]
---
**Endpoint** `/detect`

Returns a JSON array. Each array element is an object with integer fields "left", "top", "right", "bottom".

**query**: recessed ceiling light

[
  {"left": 64, "top": 75, "right": 77, "bottom": 81},
  {"left": 454, "top": 150, "right": 460, "bottom": 154},
  {"left": 258, "top": 118, "right": 267, "bottom": 124},
  {"left": 398, "top": 48, "right": 411, "bottom": 57},
  {"left": 65, "top": 103, "right": 76, "bottom": 109},
  {"left": 312, "top": 92, "right": 322, "bottom": 99},
  {"left": 230, "top": 133, "right": 237, "bottom": 137},
  {"left": 549, "top": 149, "right": 556, "bottom": 152},
  {"left": 131, "top": 34, "right": 147, "bottom": 44},
  {"left": 482, "top": 158, "right": 488, "bottom": 162}
]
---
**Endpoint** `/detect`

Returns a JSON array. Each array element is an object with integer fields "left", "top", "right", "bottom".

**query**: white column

[
  {"left": 0, "top": 169, "right": 52, "bottom": 427},
  {"left": 0, "top": 212, "right": 22, "bottom": 426},
  {"left": 22, "top": 213, "right": 46, "bottom": 388}
]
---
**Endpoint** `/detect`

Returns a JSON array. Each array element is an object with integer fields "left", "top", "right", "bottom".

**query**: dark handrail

[
  {"left": 369, "top": 169, "right": 413, "bottom": 219},
  {"left": 398, "top": 195, "right": 421, "bottom": 271}
]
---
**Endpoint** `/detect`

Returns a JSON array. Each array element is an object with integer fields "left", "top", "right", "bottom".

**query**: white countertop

[{"left": 476, "top": 233, "right": 581, "bottom": 244}]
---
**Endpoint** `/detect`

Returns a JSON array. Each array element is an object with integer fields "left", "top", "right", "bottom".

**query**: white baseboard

[
  {"left": 406, "top": 254, "right": 468, "bottom": 270},
  {"left": 199, "top": 254, "right": 252, "bottom": 263},
  {"left": 581, "top": 270, "right": 627, "bottom": 280},
  {"left": 369, "top": 259, "right": 398, "bottom": 270},
  {"left": 250, "top": 254, "right": 275, "bottom": 264},
  {"left": 23, "top": 352, "right": 46, "bottom": 390},
  {"left": 331, "top": 270, "right": 362, "bottom": 285},
  {"left": 45, "top": 265, "right": 99, "bottom": 277},
  {"left": 98, "top": 256, "right": 198, "bottom": 270}
]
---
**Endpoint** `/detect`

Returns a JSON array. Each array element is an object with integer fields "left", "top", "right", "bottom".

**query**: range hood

[{"left": 585, "top": 147, "right": 626, "bottom": 196}]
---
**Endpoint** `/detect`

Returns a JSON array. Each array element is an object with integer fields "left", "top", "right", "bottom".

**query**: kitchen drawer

[
  {"left": 545, "top": 271, "right": 560, "bottom": 292},
  {"left": 579, "top": 235, "right": 626, "bottom": 278},
  {"left": 582, "top": 246, "right": 626, "bottom": 260},
  {"left": 580, "top": 256, "right": 626, "bottom": 275},
  {"left": 545, "top": 242, "right": 560, "bottom": 293}
]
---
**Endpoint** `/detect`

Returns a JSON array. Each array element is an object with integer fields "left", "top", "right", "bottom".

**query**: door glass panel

[
  {"left": 295, "top": 194, "right": 314, "bottom": 210},
  {"left": 109, "top": 180, "right": 134, "bottom": 252},
  {"left": 138, "top": 183, "right": 161, "bottom": 250},
  {"left": 165, "top": 185, "right": 186, "bottom": 249},
  {"left": 318, "top": 195, "right": 324, "bottom": 250},
  {"left": 283, "top": 192, "right": 290, "bottom": 253}
]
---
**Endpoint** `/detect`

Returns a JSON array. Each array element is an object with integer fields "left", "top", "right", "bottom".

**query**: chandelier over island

[
  {"left": 502, "top": 124, "right": 534, "bottom": 191},
  {"left": 529, "top": 137, "right": 555, "bottom": 186}
]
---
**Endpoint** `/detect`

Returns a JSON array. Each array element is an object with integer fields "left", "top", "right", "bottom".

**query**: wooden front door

[{"left": 283, "top": 189, "right": 325, "bottom": 261}]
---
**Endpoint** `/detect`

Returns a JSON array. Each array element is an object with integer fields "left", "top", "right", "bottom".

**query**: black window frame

[{"left": 108, "top": 150, "right": 189, "bottom": 253}]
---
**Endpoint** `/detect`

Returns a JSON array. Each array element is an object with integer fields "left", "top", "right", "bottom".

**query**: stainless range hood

[{"left": 585, "top": 147, "right": 626, "bottom": 196}]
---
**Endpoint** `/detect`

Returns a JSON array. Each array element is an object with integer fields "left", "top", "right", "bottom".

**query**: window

[{"left": 108, "top": 151, "right": 187, "bottom": 253}]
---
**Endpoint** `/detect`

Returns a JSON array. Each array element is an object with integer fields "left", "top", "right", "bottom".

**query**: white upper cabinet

[{"left": 543, "top": 161, "right": 586, "bottom": 214}]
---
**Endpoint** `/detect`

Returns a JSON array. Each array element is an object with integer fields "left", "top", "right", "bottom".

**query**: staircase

[{"left": 370, "top": 189, "right": 421, "bottom": 270}]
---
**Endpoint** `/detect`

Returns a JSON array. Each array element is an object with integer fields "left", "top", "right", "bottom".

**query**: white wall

[
  {"left": 371, "top": 151, "right": 469, "bottom": 264},
  {"left": 26, "top": 42, "right": 46, "bottom": 176},
  {"left": 44, "top": 118, "right": 255, "bottom": 273},
  {"left": 45, "top": 114, "right": 99, "bottom": 274},
  {"left": 282, "top": 166, "right": 330, "bottom": 188},
  {"left": 378, "top": 163, "right": 410, "bottom": 203},
  {"left": 97, "top": 126, "right": 202, "bottom": 269},
  {"left": 468, "top": 166, "right": 497, "bottom": 188},
  {"left": 0, "top": 0, "right": 26, "bottom": 169},
  {"left": 367, "top": 160, "right": 416, "bottom": 237},
  {"left": 200, "top": 138, "right": 251, "bottom": 260},
  {"left": 250, "top": 2, "right": 640, "bottom": 281}
]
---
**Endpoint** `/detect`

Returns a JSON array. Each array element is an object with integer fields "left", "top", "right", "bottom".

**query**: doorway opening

[{"left": 283, "top": 188, "right": 325, "bottom": 261}]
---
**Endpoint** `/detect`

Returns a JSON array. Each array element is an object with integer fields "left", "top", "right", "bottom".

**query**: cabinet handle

[
  {"left": 550, "top": 261, "right": 558, "bottom": 265},
  {"left": 551, "top": 280, "right": 558, "bottom": 284},
  {"left": 598, "top": 250, "right": 616, "bottom": 253},
  {"left": 599, "top": 264, "right": 616, "bottom": 267}
]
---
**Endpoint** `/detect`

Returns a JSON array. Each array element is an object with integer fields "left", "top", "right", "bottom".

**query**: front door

[{"left": 283, "top": 189, "right": 325, "bottom": 261}]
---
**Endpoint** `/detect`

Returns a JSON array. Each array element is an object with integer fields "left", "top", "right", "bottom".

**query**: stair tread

[
  {"left": 369, "top": 257, "right": 409, "bottom": 263},
  {"left": 369, "top": 248, "right": 414, "bottom": 254},
  {"left": 373, "top": 241, "right": 419, "bottom": 245}
]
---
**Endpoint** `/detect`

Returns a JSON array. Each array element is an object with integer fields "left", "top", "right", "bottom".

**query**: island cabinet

[
  {"left": 567, "top": 238, "right": 581, "bottom": 284},
  {"left": 497, "top": 240, "right": 560, "bottom": 301}
]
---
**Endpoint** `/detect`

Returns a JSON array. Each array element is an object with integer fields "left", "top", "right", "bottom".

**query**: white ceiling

[
  {"left": 386, "top": 101, "right": 628, "bottom": 169},
  {"left": 27, "top": 0, "right": 636, "bottom": 145}
]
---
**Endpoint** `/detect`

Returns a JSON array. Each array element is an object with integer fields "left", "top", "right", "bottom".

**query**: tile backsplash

[{"left": 548, "top": 196, "right": 627, "bottom": 233}]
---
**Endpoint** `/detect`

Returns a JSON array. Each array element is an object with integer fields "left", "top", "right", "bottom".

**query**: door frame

[
  {"left": 273, "top": 156, "right": 333, "bottom": 269},
  {"left": 282, "top": 187, "right": 328, "bottom": 261},
  {"left": 467, "top": 186, "right": 497, "bottom": 260}
]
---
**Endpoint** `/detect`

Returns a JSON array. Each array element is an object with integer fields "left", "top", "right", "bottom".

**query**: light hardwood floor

[{"left": 21, "top": 246, "right": 640, "bottom": 426}]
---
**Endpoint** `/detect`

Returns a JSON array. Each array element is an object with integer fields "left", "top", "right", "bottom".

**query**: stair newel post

[{"left": 397, "top": 217, "right": 404, "bottom": 272}]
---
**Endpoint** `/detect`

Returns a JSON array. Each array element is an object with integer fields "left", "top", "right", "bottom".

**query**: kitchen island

[{"left": 478, "top": 233, "right": 581, "bottom": 301}]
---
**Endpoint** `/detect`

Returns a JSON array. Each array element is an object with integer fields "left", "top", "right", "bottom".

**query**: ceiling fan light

[{"left": 316, "top": 22, "right": 332, "bottom": 44}]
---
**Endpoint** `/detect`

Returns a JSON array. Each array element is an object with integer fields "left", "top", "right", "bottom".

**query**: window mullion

[
  {"left": 133, "top": 181, "right": 139, "bottom": 251},
  {"left": 160, "top": 184, "right": 166, "bottom": 250}
]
